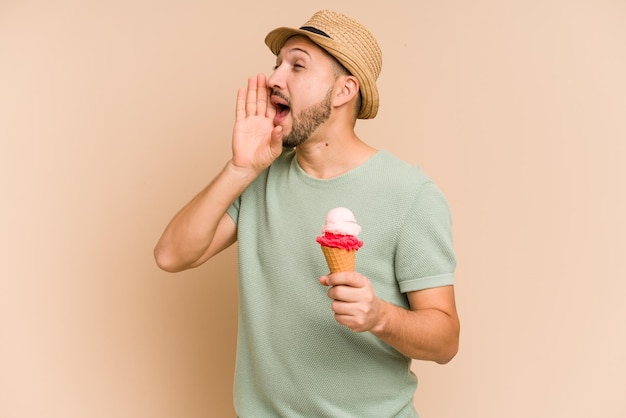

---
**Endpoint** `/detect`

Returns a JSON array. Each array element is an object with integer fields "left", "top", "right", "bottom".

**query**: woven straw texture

[{"left": 320, "top": 245, "right": 356, "bottom": 273}]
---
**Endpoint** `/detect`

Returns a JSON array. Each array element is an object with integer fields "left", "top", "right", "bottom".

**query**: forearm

[
  {"left": 153, "top": 161, "right": 256, "bottom": 272},
  {"left": 371, "top": 299, "right": 460, "bottom": 364}
]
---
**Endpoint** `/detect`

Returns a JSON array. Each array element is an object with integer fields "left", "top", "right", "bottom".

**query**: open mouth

[
  {"left": 271, "top": 92, "right": 291, "bottom": 122},
  {"left": 275, "top": 103, "right": 290, "bottom": 118}
]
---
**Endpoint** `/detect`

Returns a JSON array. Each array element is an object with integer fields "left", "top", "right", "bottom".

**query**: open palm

[{"left": 232, "top": 74, "right": 283, "bottom": 174}]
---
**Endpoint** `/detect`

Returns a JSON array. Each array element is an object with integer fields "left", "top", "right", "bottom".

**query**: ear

[{"left": 333, "top": 75, "right": 359, "bottom": 108}]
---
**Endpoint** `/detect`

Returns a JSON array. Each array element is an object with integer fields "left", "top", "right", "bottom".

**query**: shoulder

[{"left": 369, "top": 151, "right": 436, "bottom": 194}]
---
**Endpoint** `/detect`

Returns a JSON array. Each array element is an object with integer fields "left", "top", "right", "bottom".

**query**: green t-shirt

[{"left": 227, "top": 149, "right": 455, "bottom": 418}]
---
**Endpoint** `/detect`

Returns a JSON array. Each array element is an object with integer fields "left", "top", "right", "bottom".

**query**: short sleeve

[
  {"left": 395, "top": 181, "right": 456, "bottom": 293},
  {"left": 226, "top": 196, "right": 241, "bottom": 225}
]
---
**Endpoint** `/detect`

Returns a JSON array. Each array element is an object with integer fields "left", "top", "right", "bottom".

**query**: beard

[{"left": 282, "top": 88, "right": 332, "bottom": 148}]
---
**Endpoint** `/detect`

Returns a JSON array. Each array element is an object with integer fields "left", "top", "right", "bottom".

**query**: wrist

[
  {"left": 224, "top": 159, "right": 262, "bottom": 184},
  {"left": 370, "top": 298, "right": 389, "bottom": 335}
]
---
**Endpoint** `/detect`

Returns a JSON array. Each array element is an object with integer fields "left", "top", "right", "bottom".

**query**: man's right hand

[{"left": 231, "top": 73, "right": 284, "bottom": 176}]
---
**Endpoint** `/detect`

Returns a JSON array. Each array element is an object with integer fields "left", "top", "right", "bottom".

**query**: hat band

[{"left": 299, "top": 26, "right": 331, "bottom": 39}]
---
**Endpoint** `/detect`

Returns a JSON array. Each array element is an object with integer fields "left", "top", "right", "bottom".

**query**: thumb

[
  {"left": 319, "top": 275, "right": 331, "bottom": 286},
  {"left": 271, "top": 125, "right": 283, "bottom": 148}
]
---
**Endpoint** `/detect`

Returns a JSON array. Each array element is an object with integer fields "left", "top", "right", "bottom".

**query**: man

[{"left": 154, "top": 10, "right": 459, "bottom": 418}]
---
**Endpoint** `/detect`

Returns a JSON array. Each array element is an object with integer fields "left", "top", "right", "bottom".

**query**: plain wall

[{"left": 1, "top": 1, "right": 625, "bottom": 417}]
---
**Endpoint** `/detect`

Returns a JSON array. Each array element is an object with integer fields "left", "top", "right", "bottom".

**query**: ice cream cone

[{"left": 321, "top": 246, "right": 356, "bottom": 273}]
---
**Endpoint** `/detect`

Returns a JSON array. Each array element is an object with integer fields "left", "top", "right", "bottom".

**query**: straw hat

[{"left": 264, "top": 10, "right": 382, "bottom": 119}]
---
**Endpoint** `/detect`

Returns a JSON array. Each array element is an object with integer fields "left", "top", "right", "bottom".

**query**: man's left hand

[{"left": 319, "top": 272, "right": 383, "bottom": 333}]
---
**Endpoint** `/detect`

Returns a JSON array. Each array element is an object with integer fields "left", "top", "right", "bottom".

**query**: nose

[{"left": 267, "top": 64, "right": 285, "bottom": 90}]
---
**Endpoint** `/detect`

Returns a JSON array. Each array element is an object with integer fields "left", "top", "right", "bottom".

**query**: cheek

[{"left": 296, "top": 83, "right": 331, "bottom": 107}]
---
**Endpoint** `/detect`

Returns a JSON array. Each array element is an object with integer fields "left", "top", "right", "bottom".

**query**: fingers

[
  {"left": 327, "top": 285, "right": 380, "bottom": 333},
  {"left": 256, "top": 74, "right": 268, "bottom": 116},
  {"left": 245, "top": 75, "right": 257, "bottom": 117},
  {"left": 322, "top": 273, "right": 370, "bottom": 303},
  {"left": 321, "top": 272, "right": 367, "bottom": 289},
  {"left": 327, "top": 283, "right": 365, "bottom": 304},
  {"left": 235, "top": 87, "right": 246, "bottom": 121},
  {"left": 319, "top": 273, "right": 379, "bottom": 332},
  {"left": 236, "top": 74, "right": 271, "bottom": 119}
]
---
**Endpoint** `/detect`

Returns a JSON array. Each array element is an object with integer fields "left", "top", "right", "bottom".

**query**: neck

[{"left": 294, "top": 126, "right": 377, "bottom": 179}]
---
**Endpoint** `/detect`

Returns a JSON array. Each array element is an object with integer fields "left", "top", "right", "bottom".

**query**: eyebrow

[{"left": 279, "top": 47, "right": 312, "bottom": 59}]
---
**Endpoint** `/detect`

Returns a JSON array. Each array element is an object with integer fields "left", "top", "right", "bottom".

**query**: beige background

[{"left": 1, "top": 0, "right": 625, "bottom": 417}]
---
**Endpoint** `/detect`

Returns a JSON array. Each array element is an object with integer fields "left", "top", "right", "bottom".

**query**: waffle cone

[{"left": 320, "top": 246, "right": 356, "bottom": 273}]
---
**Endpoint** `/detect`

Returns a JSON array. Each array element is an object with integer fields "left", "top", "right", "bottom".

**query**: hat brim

[{"left": 265, "top": 27, "right": 379, "bottom": 119}]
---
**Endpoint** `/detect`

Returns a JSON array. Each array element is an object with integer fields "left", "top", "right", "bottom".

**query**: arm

[
  {"left": 320, "top": 274, "right": 460, "bottom": 364},
  {"left": 154, "top": 74, "right": 284, "bottom": 272}
]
